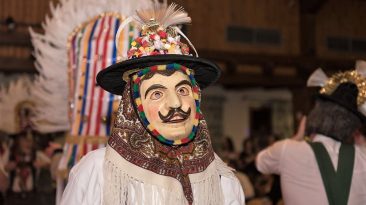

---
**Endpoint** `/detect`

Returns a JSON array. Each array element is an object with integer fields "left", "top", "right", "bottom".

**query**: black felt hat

[
  {"left": 96, "top": 54, "right": 221, "bottom": 95},
  {"left": 318, "top": 82, "right": 366, "bottom": 121}
]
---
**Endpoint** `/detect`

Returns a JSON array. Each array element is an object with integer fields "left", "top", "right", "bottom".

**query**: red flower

[
  {"left": 127, "top": 49, "right": 136, "bottom": 57},
  {"left": 135, "top": 37, "right": 143, "bottom": 45},
  {"left": 157, "top": 30, "right": 167, "bottom": 39},
  {"left": 150, "top": 51, "right": 160, "bottom": 55},
  {"left": 142, "top": 41, "right": 149, "bottom": 47},
  {"left": 149, "top": 34, "right": 156, "bottom": 40}
]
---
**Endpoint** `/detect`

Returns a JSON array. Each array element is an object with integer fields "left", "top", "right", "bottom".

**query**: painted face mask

[{"left": 131, "top": 63, "right": 201, "bottom": 146}]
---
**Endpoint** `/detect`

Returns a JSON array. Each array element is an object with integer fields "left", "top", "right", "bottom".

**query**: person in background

[
  {"left": 0, "top": 133, "right": 10, "bottom": 205},
  {"left": 4, "top": 132, "right": 37, "bottom": 205},
  {"left": 228, "top": 159, "right": 255, "bottom": 201},
  {"left": 256, "top": 67, "right": 366, "bottom": 205},
  {"left": 238, "top": 137, "right": 256, "bottom": 171},
  {"left": 34, "top": 135, "right": 61, "bottom": 205},
  {"left": 221, "top": 137, "right": 238, "bottom": 162}
]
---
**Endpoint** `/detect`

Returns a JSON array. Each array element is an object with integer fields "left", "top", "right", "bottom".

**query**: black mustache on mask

[{"left": 159, "top": 107, "right": 191, "bottom": 123}]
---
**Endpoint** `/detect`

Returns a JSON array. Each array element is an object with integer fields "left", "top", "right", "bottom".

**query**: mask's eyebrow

[
  {"left": 144, "top": 84, "right": 167, "bottom": 99},
  {"left": 175, "top": 80, "right": 192, "bottom": 89}
]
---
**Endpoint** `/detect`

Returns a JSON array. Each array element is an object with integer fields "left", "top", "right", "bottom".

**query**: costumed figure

[
  {"left": 0, "top": 76, "right": 48, "bottom": 204},
  {"left": 256, "top": 60, "right": 366, "bottom": 205},
  {"left": 61, "top": 3, "right": 245, "bottom": 205}
]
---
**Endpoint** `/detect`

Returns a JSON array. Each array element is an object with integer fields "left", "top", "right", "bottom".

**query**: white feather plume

[
  {"left": 134, "top": 2, "right": 191, "bottom": 28},
  {"left": 307, "top": 68, "right": 329, "bottom": 87},
  {"left": 30, "top": 0, "right": 154, "bottom": 133}
]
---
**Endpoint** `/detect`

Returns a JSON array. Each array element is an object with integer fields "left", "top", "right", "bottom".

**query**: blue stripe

[
  {"left": 106, "top": 18, "right": 120, "bottom": 136},
  {"left": 68, "top": 27, "right": 85, "bottom": 168},
  {"left": 78, "top": 19, "right": 100, "bottom": 135},
  {"left": 69, "top": 144, "right": 77, "bottom": 168}
]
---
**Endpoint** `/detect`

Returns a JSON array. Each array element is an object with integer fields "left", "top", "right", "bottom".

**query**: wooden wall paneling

[
  {"left": 171, "top": 0, "right": 300, "bottom": 55},
  {"left": 207, "top": 0, "right": 229, "bottom": 50},
  {"left": 316, "top": 0, "right": 366, "bottom": 59},
  {"left": 225, "top": 0, "right": 300, "bottom": 55},
  {"left": 0, "top": 57, "right": 35, "bottom": 73},
  {"left": 0, "top": 47, "right": 31, "bottom": 59}
]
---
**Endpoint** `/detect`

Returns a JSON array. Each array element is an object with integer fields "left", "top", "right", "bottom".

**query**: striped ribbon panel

[{"left": 58, "top": 13, "right": 138, "bottom": 171}]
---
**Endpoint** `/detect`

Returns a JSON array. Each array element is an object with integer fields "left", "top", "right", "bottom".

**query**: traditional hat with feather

[
  {"left": 97, "top": 3, "right": 221, "bottom": 95},
  {"left": 99, "top": 3, "right": 233, "bottom": 205},
  {"left": 307, "top": 60, "right": 366, "bottom": 121}
]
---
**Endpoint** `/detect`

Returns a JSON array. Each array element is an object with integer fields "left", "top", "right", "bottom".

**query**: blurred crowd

[
  {"left": 218, "top": 119, "right": 366, "bottom": 205},
  {"left": 219, "top": 134, "right": 282, "bottom": 205},
  {"left": 0, "top": 131, "right": 62, "bottom": 205}
]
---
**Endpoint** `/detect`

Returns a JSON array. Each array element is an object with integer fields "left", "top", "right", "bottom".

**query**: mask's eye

[
  {"left": 150, "top": 91, "right": 163, "bottom": 100},
  {"left": 177, "top": 87, "right": 190, "bottom": 96}
]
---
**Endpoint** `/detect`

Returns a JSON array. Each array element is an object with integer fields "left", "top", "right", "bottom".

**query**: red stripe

[
  {"left": 138, "top": 105, "right": 144, "bottom": 112},
  {"left": 134, "top": 77, "right": 141, "bottom": 84},
  {"left": 152, "top": 129, "right": 159, "bottom": 136},
  {"left": 85, "top": 17, "right": 106, "bottom": 137},
  {"left": 181, "top": 137, "right": 189, "bottom": 144},
  {"left": 69, "top": 35, "right": 77, "bottom": 122},
  {"left": 151, "top": 66, "right": 158, "bottom": 72},
  {"left": 192, "top": 86, "right": 199, "bottom": 93},
  {"left": 151, "top": 65, "right": 158, "bottom": 71},
  {"left": 94, "top": 16, "right": 114, "bottom": 146},
  {"left": 83, "top": 18, "right": 106, "bottom": 155},
  {"left": 195, "top": 113, "right": 200, "bottom": 119}
]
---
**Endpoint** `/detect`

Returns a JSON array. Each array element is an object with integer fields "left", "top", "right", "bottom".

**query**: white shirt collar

[{"left": 313, "top": 134, "right": 341, "bottom": 154}]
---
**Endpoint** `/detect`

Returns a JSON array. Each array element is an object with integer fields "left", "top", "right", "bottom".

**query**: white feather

[
  {"left": 359, "top": 103, "right": 366, "bottom": 116},
  {"left": 355, "top": 60, "right": 366, "bottom": 77},
  {"left": 134, "top": 2, "right": 191, "bottom": 28},
  {"left": 307, "top": 68, "right": 329, "bottom": 87}
]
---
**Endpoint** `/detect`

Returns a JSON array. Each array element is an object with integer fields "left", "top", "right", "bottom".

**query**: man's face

[{"left": 139, "top": 71, "right": 196, "bottom": 141}]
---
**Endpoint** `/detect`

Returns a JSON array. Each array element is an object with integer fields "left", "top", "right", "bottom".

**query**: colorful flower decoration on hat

[
  {"left": 127, "top": 24, "right": 190, "bottom": 59},
  {"left": 115, "top": 3, "right": 197, "bottom": 61},
  {"left": 131, "top": 63, "right": 201, "bottom": 146}
]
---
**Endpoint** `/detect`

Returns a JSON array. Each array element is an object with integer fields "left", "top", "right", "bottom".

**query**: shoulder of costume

[
  {"left": 70, "top": 147, "right": 106, "bottom": 175},
  {"left": 213, "top": 153, "right": 236, "bottom": 179}
]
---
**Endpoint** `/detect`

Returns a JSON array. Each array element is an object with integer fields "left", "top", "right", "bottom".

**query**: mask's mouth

[{"left": 159, "top": 107, "right": 191, "bottom": 123}]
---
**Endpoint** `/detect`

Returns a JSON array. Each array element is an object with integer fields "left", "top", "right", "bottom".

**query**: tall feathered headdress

[{"left": 30, "top": 0, "right": 155, "bottom": 133}]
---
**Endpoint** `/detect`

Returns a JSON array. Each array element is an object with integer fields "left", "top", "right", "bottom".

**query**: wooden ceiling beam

[
  {"left": 0, "top": 57, "right": 36, "bottom": 73},
  {"left": 0, "top": 32, "right": 31, "bottom": 47},
  {"left": 199, "top": 49, "right": 355, "bottom": 72},
  {"left": 219, "top": 74, "right": 305, "bottom": 88}
]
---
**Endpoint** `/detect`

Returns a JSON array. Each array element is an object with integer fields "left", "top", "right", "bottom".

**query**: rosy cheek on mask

[{"left": 146, "top": 104, "right": 161, "bottom": 122}]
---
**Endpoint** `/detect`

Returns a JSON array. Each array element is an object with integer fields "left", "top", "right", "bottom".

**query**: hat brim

[
  {"left": 318, "top": 94, "right": 366, "bottom": 122},
  {"left": 96, "top": 54, "right": 221, "bottom": 95}
]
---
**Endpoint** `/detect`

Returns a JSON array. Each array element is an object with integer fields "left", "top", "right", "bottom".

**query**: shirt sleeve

[
  {"left": 60, "top": 149, "right": 105, "bottom": 205},
  {"left": 255, "top": 139, "right": 289, "bottom": 175},
  {"left": 221, "top": 175, "right": 246, "bottom": 205},
  {"left": 60, "top": 165, "right": 85, "bottom": 205}
]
